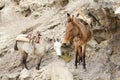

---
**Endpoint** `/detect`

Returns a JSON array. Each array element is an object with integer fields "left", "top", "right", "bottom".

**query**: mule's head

[
  {"left": 66, "top": 13, "right": 74, "bottom": 23},
  {"left": 62, "top": 13, "right": 75, "bottom": 47}
]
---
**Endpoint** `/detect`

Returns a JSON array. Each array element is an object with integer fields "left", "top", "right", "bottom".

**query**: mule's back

[
  {"left": 64, "top": 20, "right": 81, "bottom": 44},
  {"left": 74, "top": 18, "right": 92, "bottom": 42},
  {"left": 16, "top": 34, "right": 29, "bottom": 42}
]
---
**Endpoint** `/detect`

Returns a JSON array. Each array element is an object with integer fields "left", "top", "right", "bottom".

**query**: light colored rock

[
  {"left": 19, "top": 68, "right": 31, "bottom": 80},
  {"left": 37, "top": 60, "right": 73, "bottom": 80},
  {"left": 0, "top": 0, "right": 5, "bottom": 10},
  {"left": 2, "top": 75, "right": 9, "bottom": 80},
  {"left": 116, "top": 77, "right": 120, "bottom": 80},
  {"left": 7, "top": 73, "right": 20, "bottom": 80},
  {"left": 115, "top": 7, "right": 120, "bottom": 14}
]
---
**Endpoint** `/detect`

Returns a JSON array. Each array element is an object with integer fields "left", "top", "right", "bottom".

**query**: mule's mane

[{"left": 79, "top": 19, "right": 88, "bottom": 26}]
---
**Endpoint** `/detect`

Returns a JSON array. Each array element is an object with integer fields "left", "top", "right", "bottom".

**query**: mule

[
  {"left": 63, "top": 13, "right": 93, "bottom": 69},
  {"left": 14, "top": 32, "right": 54, "bottom": 70}
]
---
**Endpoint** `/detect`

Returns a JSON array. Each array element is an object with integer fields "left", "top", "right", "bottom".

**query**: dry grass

[{"left": 60, "top": 54, "right": 73, "bottom": 63}]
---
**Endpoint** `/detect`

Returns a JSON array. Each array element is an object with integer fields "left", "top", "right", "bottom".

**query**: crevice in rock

[
  {"left": 21, "top": 23, "right": 41, "bottom": 34},
  {"left": 41, "top": 22, "right": 60, "bottom": 33},
  {"left": 48, "top": 23, "right": 60, "bottom": 30},
  {"left": 0, "top": 5, "right": 4, "bottom": 10},
  {"left": 0, "top": 46, "right": 8, "bottom": 58},
  {"left": 21, "top": 8, "right": 31, "bottom": 17}
]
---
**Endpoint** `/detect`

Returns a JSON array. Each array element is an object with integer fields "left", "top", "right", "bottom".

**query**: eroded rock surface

[{"left": 0, "top": 0, "right": 120, "bottom": 80}]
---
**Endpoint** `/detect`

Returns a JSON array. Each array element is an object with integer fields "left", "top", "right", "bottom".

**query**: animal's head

[
  {"left": 62, "top": 13, "right": 75, "bottom": 48},
  {"left": 44, "top": 37, "right": 54, "bottom": 53},
  {"left": 66, "top": 13, "right": 75, "bottom": 23}
]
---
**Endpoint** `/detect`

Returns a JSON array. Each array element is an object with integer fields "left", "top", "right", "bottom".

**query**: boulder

[
  {"left": 0, "top": 0, "right": 5, "bottom": 10},
  {"left": 7, "top": 73, "right": 20, "bottom": 80},
  {"left": 115, "top": 7, "right": 120, "bottom": 14},
  {"left": 19, "top": 68, "right": 31, "bottom": 80}
]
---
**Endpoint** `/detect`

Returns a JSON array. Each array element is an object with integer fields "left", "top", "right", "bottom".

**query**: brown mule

[{"left": 63, "top": 13, "right": 93, "bottom": 69}]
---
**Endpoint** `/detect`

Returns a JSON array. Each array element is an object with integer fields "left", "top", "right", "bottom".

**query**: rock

[
  {"left": 19, "top": 1, "right": 31, "bottom": 17},
  {"left": 115, "top": 7, "right": 120, "bottom": 14},
  {"left": 0, "top": 0, "right": 5, "bottom": 10},
  {"left": 12, "top": 0, "right": 20, "bottom": 5},
  {"left": 19, "top": 68, "right": 31, "bottom": 80},
  {"left": 111, "top": 54, "right": 120, "bottom": 65},
  {"left": 17, "top": 0, "right": 69, "bottom": 17},
  {"left": 53, "top": 0, "right": 69, "bottom": 7},
  {"left": 109, "top": 31, "right": 120, "bottom": 53},
  {"left": 2, "top": 75, "right": 9, "bottom": 80},
  {"left": 116, "top": 77, "right": 120, "bottom": 80},
  {"left": 94, "top": 36, "right": 106, "bottom": 44},
  {"left": 37, "top": 60, "right": 73, "bottom": 80},
  {"left": 7, "top": 73, "right": 20, "bottom": 80},
  {"left": 29, "top": 2, "right": 39, "bottom": 12}
]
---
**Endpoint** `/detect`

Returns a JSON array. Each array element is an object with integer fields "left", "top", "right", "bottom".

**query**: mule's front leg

[
  {"left": 78, "top": 57, "right": 82, "bottom": 65},
  {"left": 36, "top": 56, "right": 43, "bottom": 70},
  {"left": 21, "top": 52, "right": 28, "bottom": 69},
  {"left": 82, "top": 54, "right": 86, "bottom": 69}
]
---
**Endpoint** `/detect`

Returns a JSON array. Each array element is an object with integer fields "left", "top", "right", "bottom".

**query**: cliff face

[{"left": 0, "top": 0, "right": 120, "bottom": 80}]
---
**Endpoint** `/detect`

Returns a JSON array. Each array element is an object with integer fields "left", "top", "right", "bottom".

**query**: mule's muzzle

[{"left": 62, "top": 43, "right": 71, "bottom": 48}]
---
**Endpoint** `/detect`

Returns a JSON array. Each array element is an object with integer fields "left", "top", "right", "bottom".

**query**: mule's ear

[
  {"left": 76, "top": 13, "right": 79, "bottom": 17},
  {"left": 67, "top": 13, "right": 70, "bottom": 16}
]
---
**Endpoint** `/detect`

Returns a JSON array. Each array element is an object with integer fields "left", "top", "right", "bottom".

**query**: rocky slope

[{"left": 0, "top": 0, "right": 120, "bottom": 80}]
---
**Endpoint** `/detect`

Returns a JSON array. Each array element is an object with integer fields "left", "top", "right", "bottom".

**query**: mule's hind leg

[
  {"left": 78, "top": 57, "right": 82, "bottom": 65},
  {"left": 21, "top": 52, "right": 28, "bottom": 69},
  {"left": 75, "top": 51, "right": 78, "bottom": 69},
  {"left": 36, "top": 56, "right": 43, "bottom": 70}
]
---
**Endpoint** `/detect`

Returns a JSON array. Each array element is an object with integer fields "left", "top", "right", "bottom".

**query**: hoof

[
  {"left": 75, "top": 66, "right": 77, "bottom": 69},
  {"left": 36, "top": 67, "right": 39, "bottom": 70},
  {"left": 25, "top": 66, "right": 29, "bottom": 70},
  {"left": 83, "top": 66, "right": 86, "bottom": 70}
]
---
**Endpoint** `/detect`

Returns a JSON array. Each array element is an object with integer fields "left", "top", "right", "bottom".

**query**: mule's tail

[{"left": 14, "top": 41, "right": 18, "bottom": 51}]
